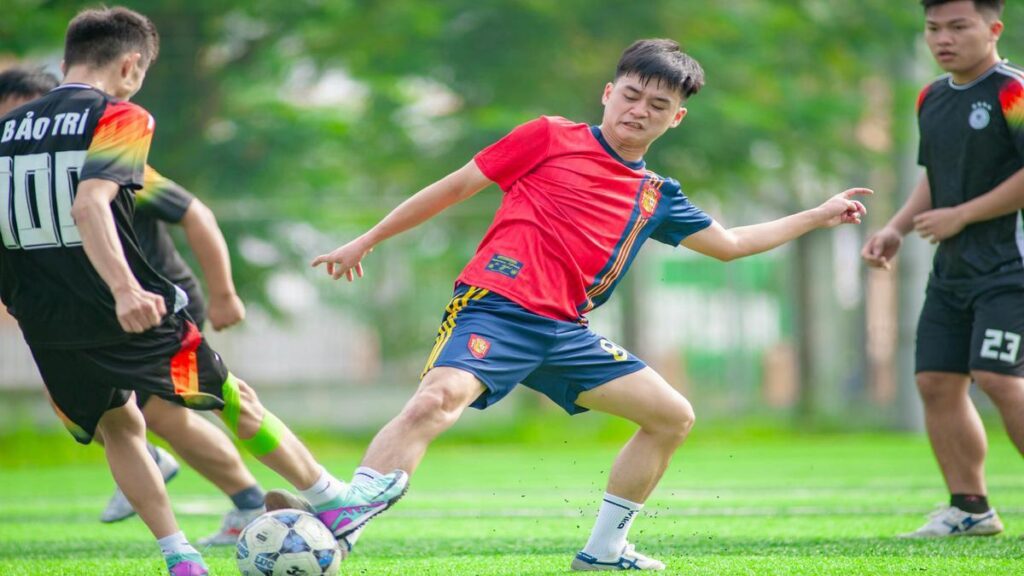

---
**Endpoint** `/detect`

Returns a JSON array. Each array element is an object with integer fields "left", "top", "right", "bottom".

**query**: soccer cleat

[
  {"left": 899, "top": 505, "right": 1004, "bottom": 538},
  {"left": 263, "top": 490, "right": 356, "bottom": 552},
  {"left": 101, "top": 446, "right": 180, "bottom": 523},
  {"left": 165, "top": 552, "right": 208, "bottom": 576},
  {"left": 571, "top": 543, "right": 666, "bottom": 571},
  {"left": 197, "top": 506, "right": 265, "bottom": 546},
  {"left": 266, "top": 469, "right": 409, "bottom": 541}
]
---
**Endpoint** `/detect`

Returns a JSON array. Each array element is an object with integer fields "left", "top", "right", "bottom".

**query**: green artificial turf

[{"left": 0, "top": 430, "right": 1021, "bottom": 575}]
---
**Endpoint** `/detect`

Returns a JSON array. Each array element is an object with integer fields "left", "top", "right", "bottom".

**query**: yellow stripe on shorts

[{"left": 421, "top": 287, "right": 489, "bottom": 378}]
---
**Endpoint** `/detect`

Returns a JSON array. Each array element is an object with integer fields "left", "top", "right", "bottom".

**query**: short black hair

[
  {"left": 64, "top": 6, "right": 160, "bottom": 69},
  {"left": 0, "top": 68, "right": 60, "bottom": 101},
  {"left": 921, "top": 0, "right": 1005, "bottom": 18},
  {"left": 615, "top": 39, "right": 705, "bottom": 100}
]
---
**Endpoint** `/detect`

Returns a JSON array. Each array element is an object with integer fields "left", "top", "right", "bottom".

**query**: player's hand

[
  {"left": 208, "top": 292, "right": 246, "bottom": 331},
  {"left": 113, "top": 284, "right": 166, "bottom": 333},
  {"left": 861, "top": 226, "right": 903, "bottom": 270},
  {"left": 817, "top": 188, "right": 872, "bottom": 228},
  {"left": 311, "top": 237, "right": 374, "bottom": 282},
  {"left": 913, "top": 207, "right": 966, "bottom": 244}
]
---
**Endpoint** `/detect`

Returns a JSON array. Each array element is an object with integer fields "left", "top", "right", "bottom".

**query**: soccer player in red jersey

[
  {"left": 863, "top": 0, "right": 1023, "bottom": 537},
  {"left": 305, "top": 39, "right": 870, "bottom": 570},
  {"left": 0, "top": 8, "right": 406, "bottom": 574}
]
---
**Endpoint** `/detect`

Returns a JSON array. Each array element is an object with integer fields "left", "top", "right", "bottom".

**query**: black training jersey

[
  {"left": 136, "top": 166, "right": 204, "bottom": 316},
  {"left": 0, "top": 84, "right": 178, "bottom": 348},
  {"left": 917, "top": 61, "right": 1024, "bottom": 279}
]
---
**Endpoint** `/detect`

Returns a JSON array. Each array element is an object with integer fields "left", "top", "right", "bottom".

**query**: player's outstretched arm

[
  {"left": 312, "top": 160, "right": 493, "bottom": 281},
  {"left": 861, "top": 175, "right": 931, "bottom": 270},
  {"left": 682, "top": 187, "right": 871, "bottom": 262},
  {"left": 72, "top": 179, "right": 167, "bottom": 333},
  {"left": 180, "top": 198, "right": 245, "bottom": 330},
  {"left": 912, "top": 167, "right": 1024, "bottom": 244}
]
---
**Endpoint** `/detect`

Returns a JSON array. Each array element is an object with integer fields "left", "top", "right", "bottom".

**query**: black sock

[
  {"left": 950, "top": 493, "right": 989, "bottom": 514},
  {"left": 230, "top": 485, "right": 266, "bottom": 511}
]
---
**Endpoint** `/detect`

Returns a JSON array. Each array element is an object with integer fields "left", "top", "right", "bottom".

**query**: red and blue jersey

[{"left": 460, "top": 116, "right": 712, "bottom": 321}]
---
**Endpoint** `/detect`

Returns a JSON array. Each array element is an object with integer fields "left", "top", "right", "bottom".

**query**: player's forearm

[
  {"left": 957, "top": 167, "right": 1024, "bottom": 226},
  {"left": 181, "top": 201, "right": 237, "bottom": 298},
  {"left": 71, "top": 184, "right": 140, "bottom": 295},
  {"left": 362, "top": 164, "right": 486, "bottom": 247},
  {"left": 726, "top": 209, "right": 823, "bottom": 259},
  {"left": 886, "top": 175, "right": 931, "bottom": 235}
]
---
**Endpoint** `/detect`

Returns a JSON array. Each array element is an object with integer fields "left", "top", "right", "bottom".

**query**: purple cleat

[
  {"left": 166, "top": 552, "right": 208, "bottom": 576},
  {"left": 265, "top": 469, "right": 409, "bottom": 541}
]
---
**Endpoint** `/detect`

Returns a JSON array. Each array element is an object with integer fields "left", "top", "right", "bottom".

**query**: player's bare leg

[
  {"left": 225, "top": 374, "right": 408, "bottom": 540},
  {"left": 220, "top": 375, "right": 321, "bottom": 488},
  {"left": 96, "top": 400, "right": 178, "bottom": 538},
  {"left": 901, "top": 371, "right": 1002, "bottom": 538},
  {"left": 360, "top": 367, "right": 486, "bottom": 474},
  {"left": 143, "top": 397, "right": 266, "bottom": 545},
  {"left": 974, "top": 371, "right": 1024, "bottom": 454},
  {"left": 96, "top": 399, "right": 209, "bottom": 573},
  {"left": 917, "top": 372, "right": 985, "bottom": 495},
  {"left": 569, "top": 367, "right": 693, "bottom": 570},
  {"left": 145, "top": 397, "right": 258, "bottom": 494}
]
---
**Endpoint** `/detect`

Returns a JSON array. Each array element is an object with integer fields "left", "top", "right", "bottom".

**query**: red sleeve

[
  {"left": 80, "top": 101, "right": 154, "bottom": 190},
  {"left": 999, "top": 77, "right": 1024, "bottom": 159},
  {"left": 473, "top": 116, "right": 553, "bottom": 191},
  {"left": 916, "top": 83, "right": 932, "bottom": 114}
]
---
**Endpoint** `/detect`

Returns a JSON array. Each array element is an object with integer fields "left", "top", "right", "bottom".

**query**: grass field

[{"left": 0, "top": 427, "right": 1022, "bottom": 575}]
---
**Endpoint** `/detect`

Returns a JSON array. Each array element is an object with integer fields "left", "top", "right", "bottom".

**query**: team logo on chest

[
  {"left": 467, "top": 334, "right": 491, "bottom": 359},
  {"left": 639, "top": 179, "right": 662, "bottom": 219},
  {"left": 969, "top": 101, "right": 992, "bottom": 130}
]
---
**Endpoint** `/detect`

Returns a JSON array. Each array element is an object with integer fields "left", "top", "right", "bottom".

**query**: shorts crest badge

[{"left": 468, "top": 334, "right": 491, "bottom": 359}]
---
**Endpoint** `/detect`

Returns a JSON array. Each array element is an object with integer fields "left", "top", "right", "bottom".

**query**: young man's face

[
  {"left": 601, "top": 74, "right": 686, "bottom": 149},
  {"left": 925, "top": 1, "right": 1003, "bottom": 77}
]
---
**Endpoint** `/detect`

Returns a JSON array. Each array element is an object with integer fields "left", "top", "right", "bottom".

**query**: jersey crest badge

[
  {"left": 970, "top": 101, "right": 992, "bottom": 130},
  {"left": 468, "top": 334, "right": 491, "bottom": 359},
  {"left": 639, "top": 179, "right": 662, "bottom": 219}
]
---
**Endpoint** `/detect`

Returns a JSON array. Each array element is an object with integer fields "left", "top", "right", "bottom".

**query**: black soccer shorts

[
  {"left": 29, "top": 312, "right": 229, "bottom": 444},
  {"left": 915, "top": 274, "right": 1024, "bottom": 377}
]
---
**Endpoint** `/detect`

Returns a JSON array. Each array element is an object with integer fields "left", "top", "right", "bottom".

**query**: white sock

[
  {"left": 582, "top": 493, "right": 643, "bottom": 559},
  {"left": 299, "top": 467, "right": 347, "bottom": 510},
  {"left": 157, "top": 531, "right": 196, "bottom": 556},
  {"left": 352, "top": 466, "right": 383, "bottom": 487}
]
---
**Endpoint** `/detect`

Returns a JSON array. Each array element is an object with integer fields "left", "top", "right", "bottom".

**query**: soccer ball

[{"left": 236, "top": 509, "right": 343, "bottom": 576}]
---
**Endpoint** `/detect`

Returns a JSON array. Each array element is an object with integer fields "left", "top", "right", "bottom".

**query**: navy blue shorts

[{"left": 421, "top": 285, "right": 647, "bottom": 414}]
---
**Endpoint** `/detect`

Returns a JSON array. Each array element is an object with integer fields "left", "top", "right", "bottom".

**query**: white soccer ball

[{"left": 236, "top": 509, "right": 343, "bottom": 576}]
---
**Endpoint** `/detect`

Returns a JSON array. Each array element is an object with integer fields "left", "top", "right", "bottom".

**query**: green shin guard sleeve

[{"left": 221, "top": 373, "right": 286, "bottom": 457}]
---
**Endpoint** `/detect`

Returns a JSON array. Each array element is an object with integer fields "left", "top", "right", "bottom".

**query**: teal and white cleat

[
  {"left": 571, "top": 543, "right": 666, "bottom": 571},
  {"left": 266, "top": 469, "right": 408, "bottom": 541},
  {"left": 166, "top": 551, "right": 208, "bottom": 576},
  {"left": 899, "top": 506, "right": 1004, "bottom": 538},
  {"left": 197, "top": 506, "right": 265, "bottom": 546},
  {"left": 101, "top": 446, "right": 179, "bottom": 523}
]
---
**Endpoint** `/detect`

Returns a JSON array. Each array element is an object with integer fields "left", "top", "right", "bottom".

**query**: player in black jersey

[
  {"left": 0, "top": 8, "right": 407, "bottom": 574},
  {"left": 0, "top": 67, "right": 265, "bottom": 544},
  {"left": 862, "top": 0, "right": 1023, "bottom": 537}
]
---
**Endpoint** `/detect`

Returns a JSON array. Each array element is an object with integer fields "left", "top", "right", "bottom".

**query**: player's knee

[
  {"left": 233, "top": 378, "right": 266, "bottom": 439},
  {"left": 915, "top": 373, "right": 962, "bottom": 405},
  {"left": 646, "top": 396, "right": 695, "bottom": 444},
  {"left": 403, "top": 381, "right": 465, "bottom": 429}
]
